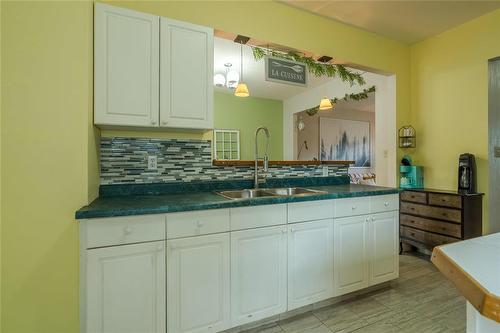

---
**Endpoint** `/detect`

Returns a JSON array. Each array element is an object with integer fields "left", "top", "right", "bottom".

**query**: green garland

[
  {"left": 252, "top": 46, "right": 365, "bottom": 86},
  {"left": 303, "top": 86, "right": 376, "bottom": 116}
]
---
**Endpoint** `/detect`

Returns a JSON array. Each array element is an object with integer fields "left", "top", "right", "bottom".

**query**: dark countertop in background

[{"left": 76, "top": 182, "right": 400, "bottom": 219}]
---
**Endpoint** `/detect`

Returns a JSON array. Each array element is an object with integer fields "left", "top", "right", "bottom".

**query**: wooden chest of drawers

[{"left": 400, "top": 189, "right": 483, "bottom": 251}]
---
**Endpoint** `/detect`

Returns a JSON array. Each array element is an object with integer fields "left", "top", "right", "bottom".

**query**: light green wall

[
  {"left": 214, "top": 92, "right": 283, "bottom": 160},
  {"left": 410, "top": 8, "right": 500, "bottom": 233},
  {"left": 1, "top": 1, "right": 411, "bottom": 332}
]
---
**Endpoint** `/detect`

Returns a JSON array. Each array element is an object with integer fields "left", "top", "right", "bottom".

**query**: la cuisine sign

[{"left": 265, "top": 56, "right": 308, "bottom": 87}]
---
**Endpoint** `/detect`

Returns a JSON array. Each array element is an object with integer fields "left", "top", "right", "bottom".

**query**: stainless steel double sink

[{"left": 216, "top": 187, "right": 327, "bottom": 200}]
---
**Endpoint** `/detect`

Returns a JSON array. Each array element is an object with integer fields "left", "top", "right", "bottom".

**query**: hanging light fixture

[
  {"left": 234, "top": 41, "right": 249, "bottom": 97},
  {"left": 319, "top": 97, "right": 333, "bottom": 110},
  {"left": 213, "top": 73, "right": 226, "bottom": 87}
]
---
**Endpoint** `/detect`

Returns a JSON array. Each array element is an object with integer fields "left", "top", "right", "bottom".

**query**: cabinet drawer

[
  {"left": 400, "top": 214, "right": 462, "bottom": 238},
  {"left": 288, "top": 200, "right": 334, "bottom": 223},
  {"left": 231, "top": 204, "right": 286, "bottom": 231},
  {"left": 400, "top": 191, "right": 427, "bottom": 204},
  {"left": 400, "top": 226, "right": 458, "bottom": 248},
  {"left": 370, "top": 194, "right": 399, "bottom": 213},
  {"left": 400, "top": 202, "right": 461, "bottom": 223},
  {"left": 428, "top": 193, "right": 462, "bottom": 209},
  {"left": 166, "top": 209, "right": 230, "bottom": 239},
  {"left": 334, "top": 197, "right": 370, "bottom": 218},
  {"left": 83, "top": 214, "right": 165, "bottom": 249}
]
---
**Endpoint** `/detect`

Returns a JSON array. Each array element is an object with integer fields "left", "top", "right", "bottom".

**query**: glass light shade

[
  {"left": 214, "top": 74, "right": 226, "bottom": 87},
  {"left": 213, "top": 74, "right": 226, "bottom": 87},
  {"left": 234, "top": 82, "right": 249, "bottom": 97},
  {"left": 226, "top": 70, "right": 240, "bottom": 89},
  {"left": 319, "top": 97, "right": 333, "bottom": 110}
]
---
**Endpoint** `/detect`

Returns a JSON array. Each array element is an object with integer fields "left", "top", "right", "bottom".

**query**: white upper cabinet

[
  {"left": 167, "top": 233, "right": 230, "bottom": 333},
  {"left": 160, "top": 18, "right": 214, "bottom": 129},
  {"left": 85, "top": 241, "right": 166, "bottom": 333},
  {"left": 94, "top": 4, "right": 214, "bottom": 130},
  {"left": 94, "top": 3, "right": 160, "bottom": 127},
  {"left": 231, "top": 226, "right": 287, "bottom": 327},
  {"left": 369, "top": 211, "right": 399, "bottom": 285},
  {"left": 287, "top": 219, "right": 334, "bottom": 310}
]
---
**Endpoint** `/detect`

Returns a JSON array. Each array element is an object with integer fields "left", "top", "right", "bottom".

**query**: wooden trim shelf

[
  {"left": 212, "top": 160, "right": 354, "bottom": 167},
  {"left": 432, "top": 246, "right": 500, "bottom": 324}
]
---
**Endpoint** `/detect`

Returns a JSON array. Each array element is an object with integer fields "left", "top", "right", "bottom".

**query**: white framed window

[{"left": 214, "top": 129, "right": 240, "bottom": 160}]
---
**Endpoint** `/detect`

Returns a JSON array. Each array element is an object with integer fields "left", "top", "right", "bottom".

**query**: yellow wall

[
  {"left": 1, "top": 2, "right": 94, "bottom": 332},
  {"left": 410, "top": 9, "right": 500, "bottom": 232},
  {"left": 1, "top": 1, "right": 410, "bottom": 332}
]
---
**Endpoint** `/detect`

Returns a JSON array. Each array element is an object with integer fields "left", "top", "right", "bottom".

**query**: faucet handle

[{"left": 263, "top": 155, "right": 269, "bottom": 172}]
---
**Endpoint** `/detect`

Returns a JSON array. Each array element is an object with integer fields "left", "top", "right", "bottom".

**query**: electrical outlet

[
  {"left": 147, "top": 155, "right": 157, "bottom": 170},
  {"left": 322, "top": 166, "right": 329, "bottom": 176}
]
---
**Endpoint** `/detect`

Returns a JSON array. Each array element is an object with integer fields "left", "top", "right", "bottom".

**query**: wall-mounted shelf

[{"left": 398, "top": 125, "right": 416, "bottom": 148}]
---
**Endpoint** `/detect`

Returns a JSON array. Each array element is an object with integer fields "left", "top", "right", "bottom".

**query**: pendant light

[
  {"left": 234, "top": 42, "right": 249, "bottom": 97},
  {"left": 319, "top": 97, "right": 333, "bottom": 110}
]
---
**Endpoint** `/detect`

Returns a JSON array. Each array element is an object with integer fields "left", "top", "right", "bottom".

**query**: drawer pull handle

[{"left": 124, "top": 227, "right": 132, "bottom": 235}]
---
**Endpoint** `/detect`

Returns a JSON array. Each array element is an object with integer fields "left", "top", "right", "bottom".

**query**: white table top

[{"left": 439, "top": 232, "right": 500, "bottom": 297}]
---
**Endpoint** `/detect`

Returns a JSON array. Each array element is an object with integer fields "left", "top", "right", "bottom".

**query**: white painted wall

[{"left": 284, "top": 72, "right": 396, "bottom": 187}]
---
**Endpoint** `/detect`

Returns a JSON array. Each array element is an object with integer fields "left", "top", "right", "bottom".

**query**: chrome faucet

[{"left": 254, "top": 126, "right": 270, "bottom": 189}]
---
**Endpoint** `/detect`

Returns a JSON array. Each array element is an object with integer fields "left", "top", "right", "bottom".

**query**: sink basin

[
  {"left": 216, "top": 189, "right": 277, "bottom": 200},
  {"left": 216, "top": 187, "right": 327, "bottom": 200},
  {"left": 264, "top": 187, "right": 326, "bottom": 196}
]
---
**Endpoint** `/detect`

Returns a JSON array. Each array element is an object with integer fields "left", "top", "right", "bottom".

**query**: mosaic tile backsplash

[{"left": 100, "top": 137, "right": 349, "bottom": 185}]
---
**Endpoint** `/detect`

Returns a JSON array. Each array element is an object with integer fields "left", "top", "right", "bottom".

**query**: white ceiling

[
  {"left": 281, "top": 1, "right": 500, "bottom": 44},
  {"left": 214, "top": 37, "right": 333, "bottom": 101},
  {"left": 335, "top": 93, "right": 375, "bottom": 113}
]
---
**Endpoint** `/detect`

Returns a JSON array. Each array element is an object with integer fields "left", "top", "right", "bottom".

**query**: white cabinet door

[
  {"left": 369, "top": 211, "right": 399, "bottom": 285},
  {"left": 167, "top": 233, "right": 230, "bottom": 333},
  {"left": 160, "top": 18, "right": 213, "bottom": 129},
  {"left": 86, "top": 241, "right": 165, "bottom": 333},
  {"left": 288, "top": 219, "right": 334, "bottom": 310},
  {"left": 94, "top": 3, "right": 159, "bottom": 127},
  {"left": 334, "top": 215, "right": 369, "bottom": 296},
  {"left": 231, "top": 226, "right": 287, "bottom": 326}
]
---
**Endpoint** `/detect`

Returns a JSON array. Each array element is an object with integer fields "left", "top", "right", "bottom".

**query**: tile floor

[{"left": 243, "top": 253, "right": 465, "bottom": 333}]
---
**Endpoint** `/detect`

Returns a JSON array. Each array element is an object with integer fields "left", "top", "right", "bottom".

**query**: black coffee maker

[{"left": 458, "top": 153, "right": 477, "bottom": 193}]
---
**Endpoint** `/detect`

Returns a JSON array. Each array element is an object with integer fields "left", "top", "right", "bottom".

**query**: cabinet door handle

[
  {"left": 365, "top": 217, "right": 370, "bottom": 222},
  {"left": 290, "top": 228, "right": 296, "bottom": 233},
  {"left": 124, "top": 227, "right": 132, "bottom": 235},
  {"left": 384, "top": 202, "right": 389, "bottom": 207},
  {"left": 157, "top": 244, "right": 164, "bottom": 251},
  {"left": 281, "top": 228, "right": 287, "bottom": 234},
  {"left": 371, "top": 217, "right": 375, "bottom": 222},
  {"left": 161, "top": 120, "right": 168, "bottom": 126},
  {"left": 352, "top": 205, "right": 357, "bottom": 210},
  {"left": 151, "top": 119, "right": 157, "bottom": 125}
]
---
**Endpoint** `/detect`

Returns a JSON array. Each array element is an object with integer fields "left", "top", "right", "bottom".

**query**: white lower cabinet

[
  {"left": 369, "top": 211, "right": 399, "bottom": 284},
  {"left": 85, "top": 241, "right": 166, "bottom": 333},
  {"left": 334, "top": 211, "right": 399, "bottom": 296},
  {"left": 230, "top": 226, "right": 288, "bottom": 327},
  {"left": 334, "top": 215, "right": 369, "bottom": 295},
  {"left": 81, "top": 196, "right": 400, "bottom": 333},
  {"left": 287, "top": 219, "right": 334, "bottom": 310},
  {"left": 167, "top": 233, "right": 230, "bottom": 333}
]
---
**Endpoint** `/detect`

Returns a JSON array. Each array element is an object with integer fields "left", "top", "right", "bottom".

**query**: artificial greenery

[
  {"left": 303, "top": 86, "right": 376, "bottom": 116},
  {"left": 252, "top": 46, "right": 365, "bottom": 86}
]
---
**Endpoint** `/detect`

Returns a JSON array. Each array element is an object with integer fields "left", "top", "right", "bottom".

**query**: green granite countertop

[{"left": 76, "top": 184, "right": 400, "bottom": 220}]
